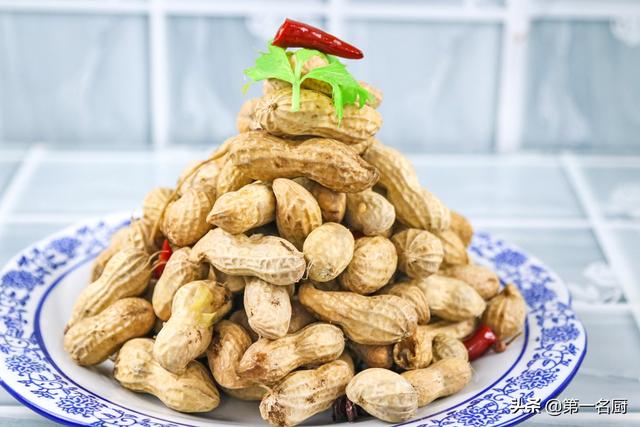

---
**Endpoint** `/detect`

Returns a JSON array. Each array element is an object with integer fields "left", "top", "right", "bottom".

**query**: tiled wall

[{"left": 0, "top": 1, "right": 639, "bottom": 152}]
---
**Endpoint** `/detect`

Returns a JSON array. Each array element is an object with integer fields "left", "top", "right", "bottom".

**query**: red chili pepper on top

[
  {"left": 463, "top": 324, "right": 497, "bottom": 361},
  {"left": 273, "top": 19, "right": 364, "bottom": 60},
  {"left": 153, "top": 239, "right": 172, "bottom": 279}
]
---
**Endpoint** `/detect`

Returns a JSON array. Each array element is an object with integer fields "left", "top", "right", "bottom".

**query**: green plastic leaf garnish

[{"left": 244, "top": 43, "right": 372, "bottom": 123}]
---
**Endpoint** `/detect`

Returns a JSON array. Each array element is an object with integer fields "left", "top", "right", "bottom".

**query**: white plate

[{"left": 0, "top": 213, "right": 586, "bottom": 427}]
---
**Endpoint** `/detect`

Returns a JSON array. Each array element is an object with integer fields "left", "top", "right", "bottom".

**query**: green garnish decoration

[{"left": 244, "top": 43, "right": 372, "bottom": 123}]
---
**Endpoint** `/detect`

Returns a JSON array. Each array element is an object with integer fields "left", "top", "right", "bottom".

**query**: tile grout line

[
  {"left": 0, "top": 145, "right": 45, "bottom": 221},
  {"left": 561, "top": 153, "right": 640, "bottom": 330}
]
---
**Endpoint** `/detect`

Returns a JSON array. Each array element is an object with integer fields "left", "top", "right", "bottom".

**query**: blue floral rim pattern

[{"left": 0, "top": 214, "right": 586, "bottom": 427}]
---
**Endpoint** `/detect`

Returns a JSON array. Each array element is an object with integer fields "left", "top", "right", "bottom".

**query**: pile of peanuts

[{"left": 63, "top": 64, "right": 527, "bottom": 426}]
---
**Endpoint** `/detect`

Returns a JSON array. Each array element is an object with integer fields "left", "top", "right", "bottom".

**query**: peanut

[
  {"left": 207, "top": 320, "right": 257, "bottom": 390},
  {"left": 64, "top": 297, "right": 154, "bottom": 366},
  {"left": 142, "top": 187, "right": 173, "bottom": 225},
  {"left": 273, "top": 178, "right": 322, "bottom": 250},
  {"left": 217, "top": 270, "right": 247, "bottom": 293},
  {"left": 348, "top": 342, "right": 393, "bottom": 369},
  {"left": 237, "top": 323, "right": 345, "bottom": 384},
  {"left": 303, "top": 223, "right": 354, "bottom": 282},
  {"left": 229, "top": 309, "right": 259, "bottom": 341},
  {"left": 345, "top": 189, "right": 395, "bottom": 237},
  {"left": 441, "top": 264, "right": 500, "bottom": 300},
  {"left": 339, "top": 236, "right": 397, "bottom": 295},
  {"left": 401, "top": 358, "right": 472, "bottom": 407},
  {"left": 298, "top": 283, "right": 417, "bottom": 345},
  {"left": 223, "top": 386, "right": 266, "bottom": 401},
  {"left": 451, "top": 210, "right": 474, "bottom": 248},
  {"left": 207, "top": 181, "right": 276, "bottom": 234},
  {"left": 237, "top": 97, "right": 259, "bottom": 133},
  {"left": 392, "top": 228, "right": 443, "bottom": 278},
  {"left": 260, "top": 354, "right": 355, "bottom": 427},
  {"left": 191, "top": 228, "right": 305, "bottom": 286},
  {"left": 362, "top": 140, "right": 450, "bottom": 232},
  {"left": 346, "top": 368, "right": 418, "bottom": 422},
  {"left": 432, "top": 334, "right": 468, "bottom": 362},
  {"left": 347, "top": 137, "right": 374, "bottom": 155},
  {"left": 294, "top": 177, "right": 346, "bottom": 223},
  {"left": 178, "top": 160, "right": 221, "bottom": 196},
  {"left": 68, "top": 248, "right": 152, "bottom": 329},
  {"left": 255, "top": 88, "right": 382, "bottom": 144},
  {"left": 152, "top": 247, "right": 208, "bottom": 320},
  {"left": 114, "top": 338, "right": 220, "bottom": 413},
  {"left": 228, "top": 131, "right": 379, "bottom": 193},
  {"left": 437, "top": 229, "right": 469, "bottom": 266},
  {"left": 216, "top": 158, "right": 254, "bottom": 196},
  {"left": 161, "top": 187, "right": 214, "bottom": 247},
  {"left": 482, "top": 283, "right": 526, "bottom": 340},
  {"left": 414, "top": 275, "right": 486, "bottom": 321},
  {"left": 378, "top": 282, "right": 430, "bottom": 325},
  {"left": 91, "top": 226, "right": 130, "bottom": 281},
  {"left": 153, "top": 280, "right": 231, "bottom": 374},
  {"left": 244, "top": 276, "right": 292, "bottom": 339}
]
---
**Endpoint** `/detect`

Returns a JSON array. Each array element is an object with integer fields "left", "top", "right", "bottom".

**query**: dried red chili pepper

[
  {"left": 272, "top": 19, "right": 364, "bottom": 60},
  {"left": 153, "top": 239, "right": 172, "bottom": 279},
  {"left": 463, "top": 323, "right": 497, "bottom": 361}
]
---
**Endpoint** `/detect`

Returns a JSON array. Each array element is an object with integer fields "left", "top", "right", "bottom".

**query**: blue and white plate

[{"left": 0, "top": 213, "right": 586, "bottom": 427}]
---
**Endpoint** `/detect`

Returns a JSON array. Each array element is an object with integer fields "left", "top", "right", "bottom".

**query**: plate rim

[{"left": 0, "top": 214, "right": 588, "bottom": 427}]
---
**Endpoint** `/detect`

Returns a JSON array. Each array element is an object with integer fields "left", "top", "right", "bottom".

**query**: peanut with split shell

[
  {"left": 339, "top": 236, "right": 397, "bottom": 295},
  {"left": 161, "top": 187, "right": 214, "bottom": 247},
  {"left": 401, "top": 358, "right": 472, "bottom": 407},
  {"left": 68, "top": 248, "right": 152, "bottom": 329},
  {"left": 207, "top": 181, "right": 276, "bottom": 234},
  {"left": 482, "top": 283, "right": 527, "bottom": 340},
  {"left": 244, "top": 276, "right": 292, "bottom": 339},
  {"left": 299, "top": 283, "right": 417, "bottom": 345},
  {"left": 441, "top": 264, "right": 500, "bottom": 300},
  {"left": 346, "top": 368, "right": 418, "bottom": 422},
  {"left": 259, "top": 354, "right": 355, "bottom": 427},
  {"left": 191, "top": 228, "right": 306, "bottom": 286},
  {"left": 228, "top": 131, "right": 379, "bottom": 193},
  {"left": 345, "top": 189, "right": 396, "bottom": 237},
  {"left": 303, "top": 222, "right": 354, "bottom": 282},
  {"left": 237, "top": 323, "right": 345, "bottom": 384},
  {"left": 294, "top": 177, "right": 346, "bottom": 223},
  {"left": 152, "top": 247, "right": 208, "bottom": 320},
  {"left": 363, "top": 140, "right": 450, "bottom": 232},
  {"left": 392, "top": 228, "right": 444, "bottom": 278},
  {"left": 154, "top": 280, "right": 231, "bottom": 374},
  {"left": 64, "top": 297, "right": 155, "bottom": 366},
  {"left": 114, "top": 338, "right": 220, "bottom": 413},
  {"left": 414, "top": 275, "right": 486, "bottom": 321},
  {"left": 255, "top": 88, "right": 382, "bottom": 144},
  {"left": 273, "top": 178, "right": 323, "bottom": 250}
]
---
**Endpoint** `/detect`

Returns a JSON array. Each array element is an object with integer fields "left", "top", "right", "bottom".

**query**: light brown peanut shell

[
  {"left": 178, "top": 159, "right": 221, "bottom": 196},
  {"left": 451, "top": 211, "right": 474, "bottom": 248},
  {"left": 152, "top": 247, "right": 208, "bottom": 321},
  {"left": 363, "top": 140, "right": 450, "bottom": 232},
  {"left": 207, "top": 320, "right": 256, "bottom": 390},
  {"left": 348, "top": 342, "right": 393, "bottom": 369},
  {"left": 413, "top": 275, "right": 486, "bottom": 322},
  {"left": 437, "top": 229, "right": 469, "bottom": 266},
  {"left": 207, "top": 181, "right": 276, "bottom": 234},
  {"left": 244, "top": 276, "right": 292, "bottom": 339},
  {"left": 191, "top": 228, "right": 306, "bottom": 286},
  {"left": 237, "top": 323, "right": 345, "bottom": 384},
  {"left": 432, "top": 334, "right": 469, "bottom": 362},
  {"left": 401, "top": 358, "right": 472, "bottom": 407},
  {"left": 228, "top": 131, "right": 379, "bottom": 193},
  {"left": 91, "top": 227, "right": 130, "bottom": 281},
  {"left": 68, "top": 248, "right": 152, "bottom": 330},
  {"left": 345, "top": 189, "right": 396, "bottom": 237},
  {"left": 294, "top": 177, "right": 346, "bottom": 223},
  {"left": 339, "top": 236, "right": 397, "bottom": 295},
  {"left": 64, "top": 298, "right": 155, "bottom": 366},
  {"left": 259, "top": 355, "right": 355, "bottom": 427},
  {"left": 162, "top": 188, "right": 214, "bottom": 247},
  {"left": 482, "top": 284, "right": 527, "bottom": 340},
  {"left": 153, "top": 280, "right": 231, "bottom": 374},
  {"left": 441, "top": 264, "right": 500, "bottom": 300},
  {"left": 273, "top": 178, "right": 323, "bottom": 250},
  {"left": 255, "top": 88, "right": 382, "bottom": 144},
  {"left": 216, "top": 158, "right": 254, "bottom": 197},
  {"left": 223, "top": 386, "right": 266, "bottom": 401},
  {"left": 216, "top": 271, "right": 247, "bottom": 293},
  {"left": 346, "top": 368, "right": 418, "bottom": 423},
  {"left": 114, "top": 338, "right": 220, "bottom": 413},
  {"left": 237, "top": 97, "right": 260, "bottom": 133},
  {"left": 287, "top": 299, "right": 316, "bottom": 334},
  {"left": 303, "top": 223, "right": 354, "bottom": 282},
  {"left": 298, "top": 283, "right": 417, "bottom": 345},
  {"left": 378, "top": 282, "right": 430, "bottom": 325},
  {"left": 142, "top": 187, "right": 173, "bottom": 225},
  {"left": 392, "top": 228, "right": 443, "bottom": 278}
]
